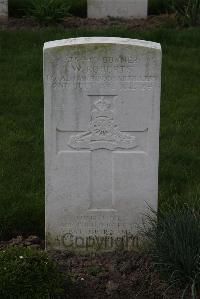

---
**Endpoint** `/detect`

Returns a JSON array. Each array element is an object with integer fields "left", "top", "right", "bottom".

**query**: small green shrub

[
  {"left": 26, "top": 0, "right": 71, "bottom": 25},
  {"left": 9, "top": 0, "right": 87, "bottom": 18},
  {"left": 174, "top": 0, "right": 200, "bottom": 26},
  {"left": 144, "top": 206, "right": 200, "bottom": 298},
  {"left": 0, "top": 247, "right": 67, "bottom": 299}
]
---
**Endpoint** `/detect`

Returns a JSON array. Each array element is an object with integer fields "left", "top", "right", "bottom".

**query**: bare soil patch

[
  {"left": 51, "top": 250, "right": 182, "bottom": 299},
  {"left": 0, "top": 236, "right": 187, "bottom": 298},
  {"left": 1, "top": 15, "right": 175, "bottom": 31}
]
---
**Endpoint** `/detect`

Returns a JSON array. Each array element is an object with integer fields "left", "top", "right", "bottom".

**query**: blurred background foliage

[
  {"left": 8, "top": 0, "right": 200, "bottom": 27},
  {"left": 8, "top": 0, "right": 187, "bottom": 17}
]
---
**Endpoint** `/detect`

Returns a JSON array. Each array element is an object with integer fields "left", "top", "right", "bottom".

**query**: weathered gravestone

[
  {"left": 0, "top": 0, "right": 8, "bottom": 23},
  {"left": 87, "top": 0, "right": 148, "bottom": 19},
  {"left": 44, "top": 37, "right": 162, "bottom": 251}
]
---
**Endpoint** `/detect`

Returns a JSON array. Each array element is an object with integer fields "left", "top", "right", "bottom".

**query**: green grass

[
  {"left": 0, "top": 246, "right": 67, "bottom": 298},
  {"left": 0, "top": 26, "right": 200, "bottom": 239}
]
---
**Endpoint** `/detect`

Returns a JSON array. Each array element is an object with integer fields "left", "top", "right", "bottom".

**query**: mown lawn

[{"left": 0, "top": 26, "right": 200, "bottom": 239}]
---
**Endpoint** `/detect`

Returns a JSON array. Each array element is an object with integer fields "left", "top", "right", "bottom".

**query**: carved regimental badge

[{"left": 68, "top": 96, "right": 137, "bottom": 151}]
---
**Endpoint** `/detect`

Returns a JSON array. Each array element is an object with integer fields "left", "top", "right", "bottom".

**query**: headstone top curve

[{"left": 44, "top": 37, "right": 161, "bottom": 51}]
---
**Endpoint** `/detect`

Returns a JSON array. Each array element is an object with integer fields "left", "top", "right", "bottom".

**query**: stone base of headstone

[{"left": 88, "top": 0, "right": 148, "bottom": 19}]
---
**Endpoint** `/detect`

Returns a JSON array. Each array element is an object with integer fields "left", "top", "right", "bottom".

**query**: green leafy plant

[
  {"left": 173, "top": 0, "right": 200, "bottom": 26},
  {"left": 26, "top": 0, "right": 71, "bottom": 25},
  {"left": 0, "top": 247, "right": 68, "bottom": 298},
  {"left": 9, "top": 0, "right": 86, "bottom": 18},
  {"left": 143, "top": 206, "right": 200, "bottom": 298}
]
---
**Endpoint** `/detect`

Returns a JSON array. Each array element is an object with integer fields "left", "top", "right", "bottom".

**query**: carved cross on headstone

[{"left": 65, "top": 95, "right": 139, "bottom": 210}]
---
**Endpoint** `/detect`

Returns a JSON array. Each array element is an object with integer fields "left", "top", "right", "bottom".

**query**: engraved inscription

[
  {"left": 61, "top": 213, "right": 138, "bottom": 238},
  {"left": 46, "top": 53, "right": 157, "bottom": 90},
  {"left": 68, "top": 96, "right": 137, "bottom": 151}
]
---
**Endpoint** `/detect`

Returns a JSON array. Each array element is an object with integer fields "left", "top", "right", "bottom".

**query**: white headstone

[
  {"left": 0, "top": 0, "right": 8, "bottom": 23},
  {"left": 88, "top": 0, "right": 148, "bottom": 19},
  {"left": 44, "top": 37, "right": 161, "bottom": 251}
]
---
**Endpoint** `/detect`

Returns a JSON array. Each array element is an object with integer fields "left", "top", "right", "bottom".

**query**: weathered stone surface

[
  {"left": 88, "top": 0, "right": 148, "bottom": 19},
  {"left": 44, "top": 37, "right": 162, "bottom": 251},
  {"left": 0, "top": 0, "right": 8, "bottom": 23}
]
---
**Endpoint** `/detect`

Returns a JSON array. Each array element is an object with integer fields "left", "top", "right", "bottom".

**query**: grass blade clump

[
  {"left": 173, "top": 0, "right": 200, "bottom": 26},
  {"left": 26, "top": 0, "right": 71, "bottom": 25},
  {"left": 144, "top": 206, "right": 200, "bottom": 298}
]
